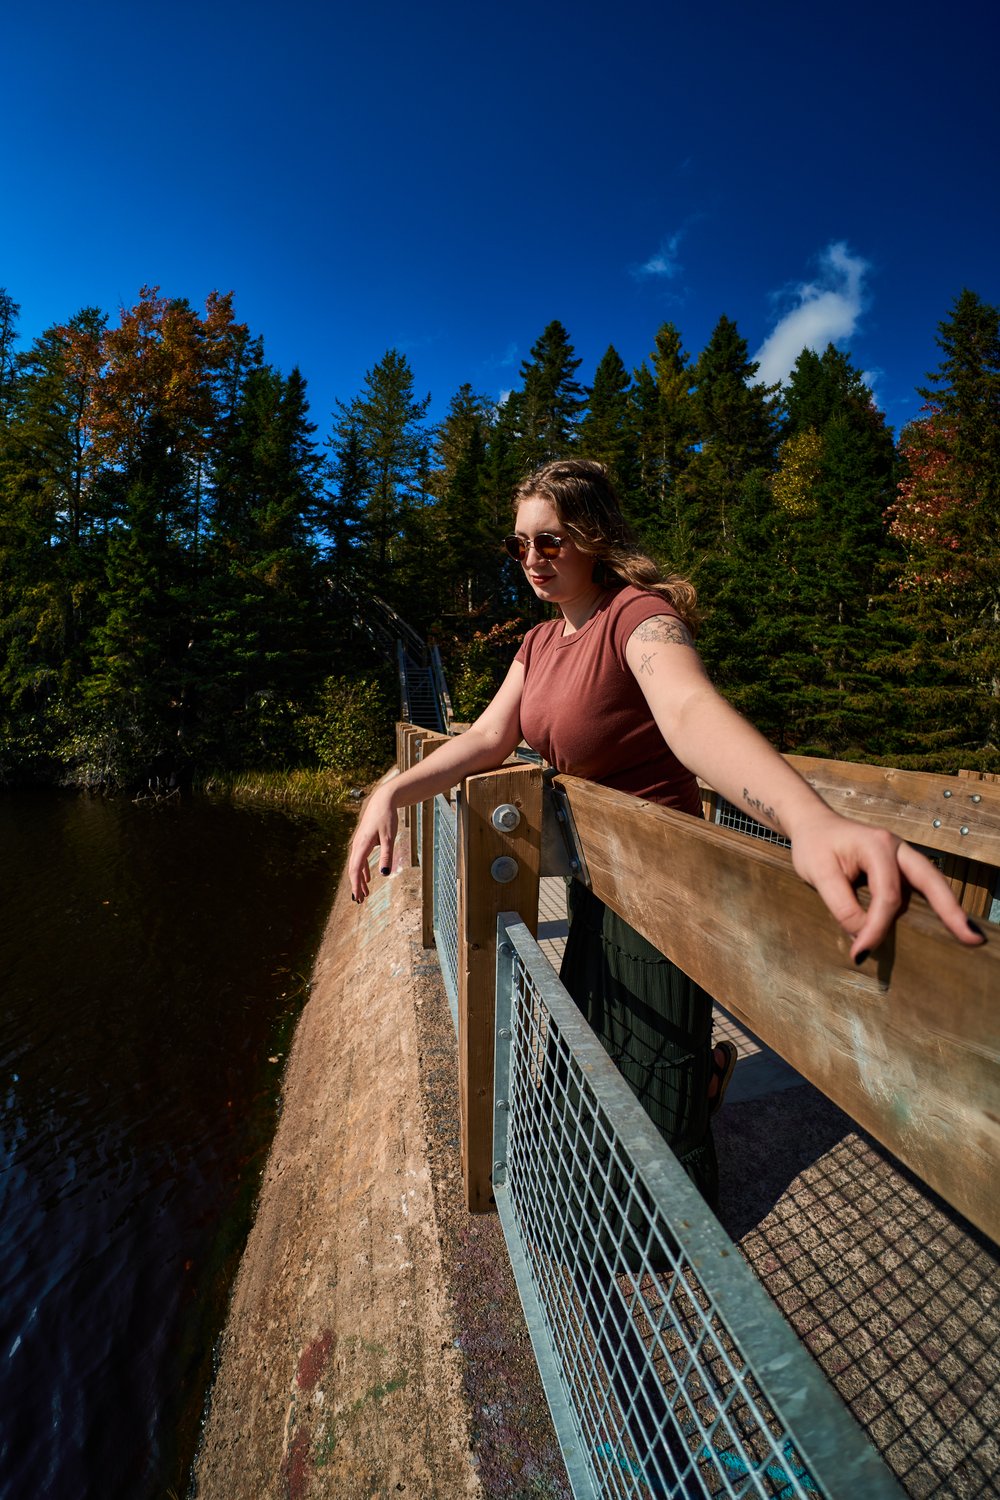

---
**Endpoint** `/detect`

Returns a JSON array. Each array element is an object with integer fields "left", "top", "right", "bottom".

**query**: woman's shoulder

[
  {"left": 607, "top": 583, "right": 680, "bottom": 625},
  {"left": 514, "top": 613, "right": 563, "bottom": 663},
  {"left": 605, "top": 585, "right": 682, "bottom": 659}
]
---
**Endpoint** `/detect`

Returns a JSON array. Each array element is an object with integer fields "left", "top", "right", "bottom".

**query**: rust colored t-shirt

[{"left": 514, "top": 585, "right": 702, "bottom": 815}]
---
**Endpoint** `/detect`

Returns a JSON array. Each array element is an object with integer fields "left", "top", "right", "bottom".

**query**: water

[{"left": 0, "top": 792, "right": 351, "bottom": 1500}]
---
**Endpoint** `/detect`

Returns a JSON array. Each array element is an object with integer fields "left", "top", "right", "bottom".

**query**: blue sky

[{"left": 5, "top": 0, "right": 997, "bottom": 440}]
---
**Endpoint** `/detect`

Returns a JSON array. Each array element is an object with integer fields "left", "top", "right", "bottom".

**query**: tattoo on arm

[
  {"left": 639, "top": 651, "right": 656, "bottom": 676},
  {"left": 634, "top": 617, "right": 695, "bottom": 649},
  {"left": 743, "top": 788, "right": 781, "bottom": 830}
]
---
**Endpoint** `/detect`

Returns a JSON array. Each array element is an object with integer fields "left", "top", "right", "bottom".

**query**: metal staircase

[{"left": 325, "top": 572, "right": 451, "bottom": 732}]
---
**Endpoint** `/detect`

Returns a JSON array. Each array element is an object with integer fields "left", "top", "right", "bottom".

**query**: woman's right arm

[{"left": 348, "top": 659, "right": 526, "bottom": 902}]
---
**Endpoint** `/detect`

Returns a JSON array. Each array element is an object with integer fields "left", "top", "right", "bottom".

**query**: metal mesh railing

[
  {"left": 493, "top": 916, "right": 903, "bottom": 1500},
  {"left": 713, "top": 796, "right": 790, "bottom": 849},
  {"left": 431, "top": 792, "right": 460, "bottom": 1031}
]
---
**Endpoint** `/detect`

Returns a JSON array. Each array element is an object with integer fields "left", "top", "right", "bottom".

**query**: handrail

[
  {"left": 403, "top": 730, "right": 998, "bottom": 1496},
  {"left": 553, "top": 772, "right": 999, "bottom": 1244},
  {"left": 399, "top": 723, "right": 999, "bottom": 1235},
  {"left": 428, "top": 644, "right": 453, "bottom": 728}
]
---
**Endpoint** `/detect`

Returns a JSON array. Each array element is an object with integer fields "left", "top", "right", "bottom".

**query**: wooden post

[
  {"left": 396, "top": 726, "right": 421, "bottom": 849},
  {"left": 417, "top": 732, "right": 452, "bottom": 947},
  {"left": 457, "top": 762, "right": 542, "bottom": 1213},
  {"left": 946, "top": 770, "right": 1000, "bottom": 918},
  {"left": 408, "top": 733, "right": 422, "bottom": 866}
]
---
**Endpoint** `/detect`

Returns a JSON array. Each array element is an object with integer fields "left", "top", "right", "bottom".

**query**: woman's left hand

[{"left": 788, "top": 808, "right": 987, "bottom": 960}]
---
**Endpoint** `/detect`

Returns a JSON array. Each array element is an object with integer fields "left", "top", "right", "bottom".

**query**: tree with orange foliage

[{"left": 884, "top": 291, "right": 1000, "bottom": 762}]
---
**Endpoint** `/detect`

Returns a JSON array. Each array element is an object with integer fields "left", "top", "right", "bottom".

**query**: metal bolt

[
  {"left": 496, "top": 1098, "right": 509, "bottom": 1112},
  {"left": 492, "top": 802, "right": 521, "bottom": 833},
  {"left": 971, "top": 794, "right": 982, "bottom": 803},
  {"left": 491, "top": 856, "right": 519, "bottom": 883},
  {"left": 570, "top": 857, "right": 581, "bottom": 873},
  {"left": 933, "top": 818, "right": 942, "bottom": 828},
  {"left": 498, "top": 942, "right": 513, "bottom": 956},
  {"left": 493, "top": 1161, "right": 505, "bottom": 1174},
  {"left": 960, "top": 826, "right": 970, "bottom": 836},
  {"left": 943, "top": 789, "right": 952, "bottom": 798},
  {"left": 498, "top": 1028, "right": 511, "bottom": 1040}
]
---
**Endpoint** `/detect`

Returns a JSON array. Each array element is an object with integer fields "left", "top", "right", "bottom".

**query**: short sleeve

[
  {"left": 609, "top": 591, "right": 681, "bottom": 668},
  {"left": 514, "top": 629, "right": 532, "bottom": 667}
]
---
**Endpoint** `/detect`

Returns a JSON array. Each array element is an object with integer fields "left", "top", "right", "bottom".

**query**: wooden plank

[
  {"left": 786, "top": 755, "right": 1000, "bottom": 866},
  {"left": 556, "top": 773, "right": 1000, "bottom": 1245},
  {"left": 418, "top": 734, "right": 452, "bottom": 947},
  {"left": 457, "top": 764, "right": 542, "bottom": 1214}
]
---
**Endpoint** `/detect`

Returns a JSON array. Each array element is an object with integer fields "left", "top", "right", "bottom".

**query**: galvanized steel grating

[
  {"left": 431, "top": 793, "right": 460, "bottom": 1032},
  {"left": 493, "top": 916, "right": 903, "bottom": 1500},
  {"left": 713, "top": 796, "right": 791, "bottom": 849}
]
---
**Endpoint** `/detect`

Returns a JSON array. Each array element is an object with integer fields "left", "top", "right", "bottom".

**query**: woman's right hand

[{"left": 348, "top": 786, "right": 398, "bottom": 903}]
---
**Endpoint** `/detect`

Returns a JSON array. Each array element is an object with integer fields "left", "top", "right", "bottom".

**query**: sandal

[{"left": 709, "top": 1040, "right": 738, "bottom": 1116}]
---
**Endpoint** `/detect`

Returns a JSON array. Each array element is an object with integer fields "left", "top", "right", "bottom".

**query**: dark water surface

[{"left": 0, "top": 792, "right": 350, "bottom": 1500}]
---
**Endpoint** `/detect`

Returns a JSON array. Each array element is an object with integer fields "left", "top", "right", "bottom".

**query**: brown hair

[{"left": 512, "top": 458, "right": 700, "bottom": 632}]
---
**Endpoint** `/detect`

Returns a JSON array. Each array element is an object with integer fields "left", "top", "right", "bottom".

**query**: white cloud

[
  {"left": 753, "top": 242, "right": 870, "bottom": 386},
  {"left": 486, "top": 341, "right": 519, "bottom": 371},
  {"left": 633, "top": 228, "right": 685, "bottom": 280}
]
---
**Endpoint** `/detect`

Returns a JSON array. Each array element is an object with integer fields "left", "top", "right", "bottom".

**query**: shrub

[
  {"left": 304, "top": 674, "right": 394, "bottom": 781},
  {"left": 449, "top": 621, "right": 524, "bottom": 722}
]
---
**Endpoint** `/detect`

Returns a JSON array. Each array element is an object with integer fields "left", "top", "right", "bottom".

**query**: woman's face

[{"left": 512, "top": 496, "right": 597, "bottom": 608}]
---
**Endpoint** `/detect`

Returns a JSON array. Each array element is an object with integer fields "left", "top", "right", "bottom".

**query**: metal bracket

[{"left": 540, "top": 772, "right": 591, "bottom": 887}]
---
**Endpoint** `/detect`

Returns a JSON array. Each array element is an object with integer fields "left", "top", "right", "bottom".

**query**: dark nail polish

[
  {"left": 854, "top": 949, "right": 870, "bottom": 966},
  {"left": 350, "top": 894, "right": 356, "bottom": 902},
  {"left": 380, "top": 866, "right": 390, "bottom": 876},
  {"left": 968, "top": 919, "right": 985, "bottom": 938}
]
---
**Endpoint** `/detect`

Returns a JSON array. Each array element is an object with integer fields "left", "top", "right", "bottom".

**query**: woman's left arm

[{"left": 625, "top": 616, "right": 986, "bottom": 960}]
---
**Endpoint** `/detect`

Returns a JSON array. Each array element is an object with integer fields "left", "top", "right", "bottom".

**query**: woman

[{"left": 349, "top": 458, "right": 984, "bottom": 1198}]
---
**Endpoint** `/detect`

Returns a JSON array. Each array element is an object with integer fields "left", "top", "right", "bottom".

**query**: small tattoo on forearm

[
  {"left": 743, "top": 788, "right": 779, "bottom": 827},
  {"left": 639, "top": 651, "right": 656, "bottom": 675}
]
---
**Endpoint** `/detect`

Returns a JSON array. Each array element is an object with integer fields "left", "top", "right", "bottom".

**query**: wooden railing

[{"left": 395, "top": 724, "right": 1000, "bottom": 1240}]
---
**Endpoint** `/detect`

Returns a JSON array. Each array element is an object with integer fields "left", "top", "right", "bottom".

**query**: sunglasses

[{"left": 503, "top": 532, "right": 567, "bottom": 562}]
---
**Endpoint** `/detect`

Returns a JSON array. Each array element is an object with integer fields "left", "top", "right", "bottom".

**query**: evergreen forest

[{"left": 0, "top": 283, "right": 997, "bottom": 790}]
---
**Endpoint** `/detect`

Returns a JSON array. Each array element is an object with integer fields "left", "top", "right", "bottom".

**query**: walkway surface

[{"left": 537, "top": 874, "right": 1000, "bottom": 1499}]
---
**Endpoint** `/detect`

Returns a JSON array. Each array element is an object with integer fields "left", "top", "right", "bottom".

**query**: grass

[{"left": 195, "top": 766, "right": 377, "bottom": 811}]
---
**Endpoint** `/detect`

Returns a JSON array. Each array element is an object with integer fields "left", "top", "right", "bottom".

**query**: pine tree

[
  {"left": 479, "top": 395, "right": 531, "bottom": 619},
  {"left": 430, "top": 384, "right": 500, "bottom": 618},
  {"left": 708, "top": 344, "right": 897, "bottom": 758},
  {"left": 688, "top": 315, "right": 779, "bottom": 550},
  {"left": 579, "top": 345, "right": 636, "bottom": 492},
  {"left": 0, "top": 289, "right": 20, "bottom": 431},
  {"left": 884, "top": 290, "right": 1000, "bottom": 762},
  {"left": 199, "top": 364, "right": 326, "bottom": 764},
  {"left": 335, "top": 349, "right": 431, "bottom": 575},
  {"left": 318, "top": 419, "right": 370, "bottom": 578},
  {"left": 0, "top": 309, "right": 108, "bottom": 770},
  {"left": 510, "top": 320, "right": 585, "bottom": 468},
  {"left": 629, "top": 324, "right": 698, "bottom": 565}
]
